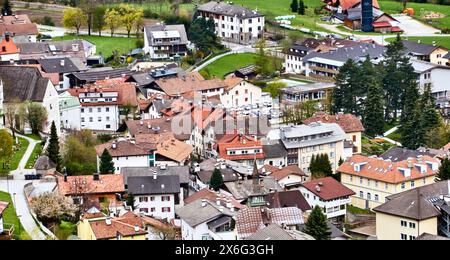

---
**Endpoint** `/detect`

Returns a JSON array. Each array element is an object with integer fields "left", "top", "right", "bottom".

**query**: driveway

[
  {"left": 392, "top": 14, "right": 441, "bottom": 36},
  {"left": 10, "top": 133, "right": 40, "bottom": 180}
]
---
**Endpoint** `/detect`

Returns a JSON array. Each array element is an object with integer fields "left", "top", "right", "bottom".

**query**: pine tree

[
  {"left": 210, "top": 168, "right": 224, "bottom": 191},
  {"left": 290, "top": 0, "right": 298, "bottom": 12},
  {"left": 420, "top": 84, "right": 440, "bottom": 132},
  {"left": 46, "top": 121, "right": 61, "bottom": 171},
  {"left": 2, "top": 0, "right": 12, "bottom": 16},
  {"left": 436, "top": 158, "right": 450, "bottom": 181},
  {"left": 126, "top": 193, "right": 136, "bottom": 210},
  {"left": 338, "top": 157, "right": 344, "bottom": 166},
  {"left": 298, "top": 0, "right": 305, "bottom": 15},
  {"left": 309, "top": 154, "right": 317, "bottom": 174},
  {"left": 363, "top": 75, "right": 385, "bottom": 137},
  {"left": 332, "top": 59, "right": 360, "bottom": 115},
  {"left": 400, "top": 77, "right": 421, "bottom": 149},
  {"left": 99, "top": 148, "right": 115, "bottom": 174},
  {"left": 305, "top": 205, "right": 331, "bottom": 240},
  {"left": 320, "top": 154, "right": 333, "bottom": 177}
]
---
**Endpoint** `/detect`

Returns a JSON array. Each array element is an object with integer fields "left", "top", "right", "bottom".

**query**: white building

[
  {"left": 38, "top": 57, "right": 88, "bottom": 91},
  {"left": 285, "top": 44, "right": 311, "bottom": 74},
  {"left": 176, "top": 199, "right": 236, "bottom": 240},
  {"left": 143, "top": 24, "right": 189, "bottom": 60},
  {"left": 0, "top": 66, "right": 60, "bottom": 134},
  {"left": 0, "top": 34, "right": 19, "bottom": 62},
  {"left": 299, "top": 177, "right": 355, "bottom": 220},
  {"left": 59, "top": 91, "right": 81, "bottom": 131},
  {"left": 221, "top": 76, "right": 262, "bottom": 109},
  {"left": 197, "top": 1, "right": 265, "bottom": 45},
  {"left": 128, "top": 174, "right": 180, "bottom": 221}
]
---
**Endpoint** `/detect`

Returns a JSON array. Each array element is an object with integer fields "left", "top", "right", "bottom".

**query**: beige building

[
  {"left": 338, "top": 154, "right": 439, "bottom": 210},
  {"left": 373, "top": 181, "right": 450, "bottom": 240},
  {"left": 402, "top": 40, "right": 449, "bottom": 65},
  {"left": 280, "top": 122, "right": 347, "bottom": 174},
  {"left": 303, "top": 112, "right": 364, "bottom": 155}
]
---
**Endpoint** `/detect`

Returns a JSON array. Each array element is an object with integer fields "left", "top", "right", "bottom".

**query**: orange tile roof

[
  {"left": 68, "top": 83, "right": 138, "bottom": 107},
  {"left": 88, "top": 212, "right": 147, "bottom": 239},
  {"left": 301, "top": 177, "right": 355, "bottom": 201},
  {"left": 337, "top": 154, "right": 439, "bottom": 184},
  {"left": 57, "top": 174, "right": 125, "bottom": 196},
  {"left": 0, "top": 200, "right": 9, "bottom": 215},
  {"left": 330, "top": 0, "right": 380, "bottom": 10},
  {"left": 217, "top": 134, "right": 265, "bottom": 161},
  {"left": 156, "top": 137, "right": 194, "bottom": 163},
  {"left": 262, "top": 165, "right": 307, "bottom": 181},
  {"left": 155, "top": 72, "right": 226, "bottom": 97},
  {"left": 223, "top": 76, "right": 244, "bottom": 91},
  {"left": 0, "top": 37, "right": 19, "bottom": 55},
  {"left": 303, "top": 112, "right": 364, "bottom": 133}
]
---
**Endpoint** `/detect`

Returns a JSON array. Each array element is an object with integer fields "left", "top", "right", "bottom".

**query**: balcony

[
  {"left": 0, "top": 223, "right": 15, "bottom": 240},
  {"left": 309, "top": 65, "right": 338, "bottom": 74}
]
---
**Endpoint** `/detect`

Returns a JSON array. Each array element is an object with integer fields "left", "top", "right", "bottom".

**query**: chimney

[
  {"left": 105, "top": 218, "right": 112, "bottom": 226},
  {"left": 153, "top": 171, "right": 157, "bottom": 180},
  {"left": 315, "top": 185, "right": 321, "bottom": 192},
  {"left": 134, "top": 225, "right": 140, "bottom": 232},
  {"left": 93, "top": 173, "right": 100, "bottom": 181},
  {"left": 201, "top": 199, "right": 207, "bottom": 207},
  {"left": 216, "top": 197, "right": 221, "bottom": 206},
  {"left": 60, "top": 59, "right": 65, "bottom": 67},
  {"left": 5, "top": 33, "right": 9, "bottom": 42},
  {"left": 112, "top": 142, "right": 117, "bottom": 149},
  {"left": 226, "top": 199, "right": 232, "bottom": 209}
]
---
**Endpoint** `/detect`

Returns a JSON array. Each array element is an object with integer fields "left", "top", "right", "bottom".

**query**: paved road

[
  {"left": 193, "top": 43, "right": 257, "bottom": 72},
  {"left": 0, "top": 180, "right": 47, "bottom": 240}
]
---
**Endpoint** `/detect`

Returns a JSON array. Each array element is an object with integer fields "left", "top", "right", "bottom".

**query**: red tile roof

[
  {"left": 217, "top": 134, "right": 265, "bottom": 161},
  {"left": 58, "top": 174, "right": 125, "bottom": 196},
  {"left": 0, "top": 200, "right": 9, "bottom": 215},
  {"left": 301, "top": 177, "right": 355, "bottom": 201},
  {"left": 88, "top": 212, "right": 147, "bottom": 239},
  {"left": 303, "top": 112, "right": 364, "bottom": 133},
  {"left": 261, "top": 165, "right": 306, "bottom": 181},
  {"left": 331, "top": 0, "right": 379, "bottom": 10},
  {"left": 184, "top": 188, "right": 243, "bottom": 209},
  {"left": 68, "top": 83, "right": 138, "bottom": 107},
  {"left": 337, "top": 154, "right": 439, "bottom": 184},
  {"left": 0, "top": 37, "right": 19, "bottom": 55}
]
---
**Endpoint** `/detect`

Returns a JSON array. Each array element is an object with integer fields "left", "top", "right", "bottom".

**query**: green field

[
  {"left": 53, "top": 35, "right": 139, "bottom": 58},
  {"left": 26, "top": 143, "right": 43, "bottom": 170},
  {"left": 0, "top": 192, "right": 31, "bottom": 240},
  {"left": 387, "top": 36, "right": 450, "bottom": 49},
  {"left": 0, "top": 137, "right": 29, "bottom": 176},
  {"left": 200, "top": 53, "right": 259, "bottom": 79}
]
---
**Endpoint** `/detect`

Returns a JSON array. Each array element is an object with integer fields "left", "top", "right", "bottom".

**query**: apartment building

[
  {"left": 143, "top": 24, "right": 189, "bottom": 60},
  {"left": 338, "top": 154, "right": 440, "bottom": 210},
  {"left": 280, "top": 122, "right": 347, "bottom": 174},
  {"left": 217, "top": 133, "right": 265, "bottom": 167},
  {"left": 38, "top": 57, "right": 88, "bottom": 91},
  {"left": 280, "top": 82, "right": 335, "bottom": 108},
  {"left": 373, "top": 180, "right": 450, "bottom": 240},
  {"left": 197, "top": 1, "right": 265, "bottom": 45},
  {"left": 66, "top": 82, "right": 138, "bottom": 131}
]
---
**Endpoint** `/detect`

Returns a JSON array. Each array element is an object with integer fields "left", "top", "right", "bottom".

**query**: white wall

[
  {"left": 278, "top": 175, "right": 305, "bottom": 189},
  {"left": 60, "top": 105, "right": 81, "bottom": 131},
  {"left": 42, "top": 81, "right": 61, "bottom": 134},
  {"left": 181, "top": 219, "right": 210, "bottom": 240},
  {"left": 0, "top": 214, "right": 4, "bottom": 234},
  {"left": 220, "top": 81, "right": 262, "bottom": 109},
  {"left": 135, "top": 194, "right": 176, "bottom": 220},
  {"left": 0, "top": 53, "right": 19, "bottom": 62},
  {"left": 299, "top": 187, "right": 350, "bottom": 219},
  {"left": 80, "top": 105, "right": 119, "bottom": 131},
  {"left": 285, "top": 54, "right": 304, "bottom": 74}
]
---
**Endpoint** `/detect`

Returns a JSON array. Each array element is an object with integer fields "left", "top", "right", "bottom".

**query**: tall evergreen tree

[
  {"left": 332, "top": 59, "right": 360, "bottom": 115},
  {"left": 305, "top": 205, "right": 331, "bottom": 240},
  {"left": 298, "top": 0, "right": 305, "bottom": 15},
  {"left": 436, "top": 158, "right": 450, "bottom": 181},
  {"left": 420, "top": 84, "right": 440, "bottom": 132},
  {"left": 99, "top": 148, "right": 115, "bottom": 174},
  {"left": 363, "top": 74, "right": 385, "bottom": 137},
  {"left": 1, "top": 0, "right": 12, "bottom": 16},
  {"left": 399, "top": 75, "right": 421, "bottom": 149},
  {"left": 210, "top": 168, "right": 224, "bottom": 191},
  {"left": 46, "top": 121, "right": 61, "bottom": 171},
  {"left": 290, "top": 0, "right": 298, "bottom": 12}
]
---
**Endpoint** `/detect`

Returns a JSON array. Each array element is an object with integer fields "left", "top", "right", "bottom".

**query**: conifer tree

[
  {"left": 210, "top": 168, "right": 224, "bottom": 191},
  {"left": 305, "top": 205, "right": 331, "bottom": 240},
  {"left": 46, "top": 121, "right": 61, "bottom": 171},
  {"left": 2, "top": 0, "right": 12, "bottom": 16},
  {"left": 420, "top": 84, "right": 440, "bottom": 132},
  {"left": 332, "top": 59, "right": 360, "bottom": 115},
  {"left": 99, "top": 148, "right": 115, "bottom": 174},
  {"left": 290, "top": 0, "right": 298, "bottom": 12},
  {"left": 298, "top": 0, "right": 305, "bottom": 15},
  {"left": 364, "top": 76, "right": 385, "bottom": 137},
  {"left": 436, "top": 158, "right": 450, "bottom": 181}
]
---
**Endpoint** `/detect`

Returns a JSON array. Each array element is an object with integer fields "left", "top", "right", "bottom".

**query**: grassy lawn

[
  {"left": 52, "top": 35, "right": 139, "bottom": 58},
  {"left": 25, "top": 143, "right": 43, "bottom": 170},
  {"left": 0, "top": 137, "right": 29, "bottom": 176},
  {"left": 347, "top": 205, "right": 374, "bottom": 215},
  {"left": 362, "top": 135, "right": 395, "bottom": 156},
  {"left": 387, "top": 36, "right": 450, "bottom": 49},
  {"left": 233, "top": 0, "right": 330, "bottom": 32},
  {"left": 380, "top": 0, "right": 450, "bottom": 31},
  {"left": 0, "top": 192, "right": 31, "bottom": 240},
  {"left": 53, "top": 220, "right": 77, "bottom": 240},
  {"left": 200, "top": 53, "right": 259, "bottom": 79},
  {"left": 24, "top": 134, "right": 42, "bottom": 141}
]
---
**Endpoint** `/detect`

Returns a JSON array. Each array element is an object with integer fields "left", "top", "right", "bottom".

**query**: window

[
  {"left": 139, "top": 197, "right": 148, "bottom": 203},
  {"left": 401, "top": 220, "right": 407, "bottom": 227},
  {"left": 409, "top": 235, "right": 416, "bottom": 240},
  {"left": 139, "top": 208, "right": 148, "bottom": 213},
  {"left": 81, "top": 117, "right": 85, "bottom": 123},
  {"left": 81, "top": 108, "right": 84, "bottom": 113},
  {"left": 106, "top": 117, "right": 110, "bottom": 122},
  {"left": 98, "top": 108, "right": 101, "bottom": 113},
  {"left": 150, "top": 196, "right": 155, "bottom": 201},
  {"left": 409, "top": 222, "right": 416, "bottom": 229},
  {"left": 367, "top": 193, "right": 371, "bottom": 200},
  {"left": 401, "top": 183, "right": 406, "bottom": 189},
  {"left": 360, "top": 177, "right": 363, "bottom": 184},
  {"left": 162, "top": 196, "right": 171, "bottom": 202},
  {"left": 89, "top": 117, "right": 93, "bottom": 123},
  {"left": 98, "top": 117, "right": 102, "bottom": 122},
  {"left": 353, "top": 135, "right": 357, "bottom": 142},
  {"left": 162, "top": 207, "right": 171, "bottom": 212},
  {"left": 150, "top": 207, "right": 156, "bottom": 212},
  {"left": 359, "top": 191, "right": 364, "bottom": 198},
  {"left": 106, "top": 125, "right": 111, "bottom": 129},
  {"left": 411, "top": 180, "right": 415, "bottom": 187},
  {"left": 106, "top": 107, "right": 110, "bottom": 112},
  {"left": 375, "top": 194, "right": 379, "bottom": 201},
  {"left": 401, "top": 234, "right": 408, "bottom": 240},
  {"left": 89, "top": 108, "right": 93, "bottom": 113}
]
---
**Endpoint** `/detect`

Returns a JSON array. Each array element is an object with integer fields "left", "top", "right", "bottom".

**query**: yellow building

[
  {"left": 403, "top": 40, "right": 449, "bottom": 66},
  {"left": 281, "top": 122, "right": 347, "bottom": 174},
  {"left": 303, "top": 112, "right": 365, "bottom": 154},
  {"left": 77, "top": 208, "right": 147, "bottom": 240},
  {"left": 373, "top": 181, "right": 450, "bottom": 240},
  {"left": 338, "top": 154, "right": 439, "bottom": 209}
]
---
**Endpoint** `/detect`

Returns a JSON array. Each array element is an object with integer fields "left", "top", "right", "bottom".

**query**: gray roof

[
  {"left": 402, "top": 40, "right": 444, "bottom": 56},
  {"left": 373, "top": 181, "right": 450, "bottom": 220},
  {"left": 175, "top": 199, "right": 235, "bottom": 227},
  {"left": 303, "top": 43, "right": 386, "bottom": 64},
  {"left": 246, "top": 224, "right": 295, "bottom": 240},
  {"left": 71, "top": 68, "right": 132, "bottom": 82},
  {"left": 347, "top": 6, "right": 385, "bottom": 21},
  {"left": 443, "top": 52, "right": 450, "bottom": 59},
  {"left": 224, "top": 178, "right": 282, "bottom": 201},
  {"left": 280, "top": 123, "right": 347, "bottom": 149},
  {"left": 197, "top": 168, "right": 239, "bottom": 183},
  {"left": 415, "top": 233, "right": 450, "bottom": 240},
  {"left": 235, "top": 65, "right": 256, "bottom": 76},
  {"left": 18, "top": 39, "right": 94, "bottom": 54},
  {"left": 380, "top": 147, "right": 437, "bottom": 162},
  {"left": 198, "top": 1, "right": 263, "bottom": 18},
  {"left": 38, "top": 57, "right": 87, "bottom": 74},
  {"left": 282, "top": 82, "right": 335, "bottom": 95},
  {"left": 0, "top": 66, "right": 50, "bottom": 102},
  {"left": 127, "top": 175, "right": 180, "bottom": 195},
  {"left": 121, "top": 166, "right": 190, "bottom": 185},
  {"left": 144, "top": 24, "right": 188, "bottom": 47},
  {"left": 263, "top": 141, "right": 287, "bottom": 158}
]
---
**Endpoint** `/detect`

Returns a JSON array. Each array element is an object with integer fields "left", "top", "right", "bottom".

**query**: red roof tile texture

[
  {"left": 303, "top": 112, "right": 364, "bottom": 133},
  {"left": 301, "top": 177, "right": 355, "bottom": 201}
]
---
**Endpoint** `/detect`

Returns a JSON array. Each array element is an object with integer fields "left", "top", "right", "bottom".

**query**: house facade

[
  {"left": 197, "top": 1, "right": 265, "bottom": 45},
  {"left": 221, "top": 76, "right": 262, "bottom": 109},
  {"left": 143, "top": 24, "right": 189, "bottom": 60}
]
